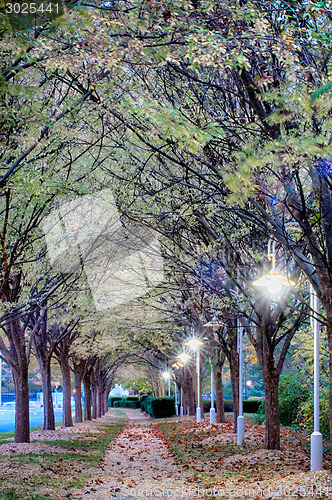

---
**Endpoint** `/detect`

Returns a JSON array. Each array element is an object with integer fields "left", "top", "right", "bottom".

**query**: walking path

[{"left": 73, "top": 409, "right": 196, "bottom": 500}]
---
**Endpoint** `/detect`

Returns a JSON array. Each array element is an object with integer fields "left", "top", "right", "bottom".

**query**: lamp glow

[
  {"left": 161, "top": 371, "right": 171, "bottom": 380},
  {"left": 177, "top": 352, "right": 191, "bottom": 364},
  {"left": 185, "top": 337, "right": 204, "bottom": 351},
  {"left": 252, "top": 270, "right": 295, "bottom": 295}
]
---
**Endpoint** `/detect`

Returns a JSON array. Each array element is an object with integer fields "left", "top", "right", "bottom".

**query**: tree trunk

[
  {"left": 101, "top": 389, "right": 107, "bottom": 415},
  {"left": 59, "top": 356, "right": 73, "bottom": 427},
  {"left": 183, "top": 370, "right": 195, "bottom": 416},
  {"left": 91, "top": 382, "right": 97, "bottom": 419},
  {"left": 262, "top": 365, "right": 280, "bottom": 449},
  {"left": 83, "top": 374, "right": 92, "bottom": 421},
  {"left": 229, "top": 343, "right": 239, "bottom": 432},
  {"left": 215, "top": 366, "right": 225, "bottom": 424},
  {"left": 96, "top": 384, "right": 102, "bottom": 419},
  {"left": 40, "top": 361, "right": 55, "bottom": 430},
  {"left": 74, "top": 371, "right": 83, "bottom": 424},
  {"left": 13, "top": 365, "right": 30, "bottom": 443}
]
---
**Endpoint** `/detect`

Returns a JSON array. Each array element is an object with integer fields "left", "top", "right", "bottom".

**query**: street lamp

[
  {"left": 209, "top": 358, "right": 215, "bottom": 424},
  {"left": 161, "top": 371, "right": 171, "bottom": 397},
  {"left": 0, "top": 352, "right": 2, "bottom": 407},
  {"left": 310, "top": 288, "right": 323, "bottom": 471},
  {"left": 253, "top": 234, "right": 322, "bottom": 470},
  {"left": 202, "top": 295, "right": 226, "bottom": 424},
  {"left": 177, "top": 353, "right": 191, "bottom": 364},
  {"left": 253, "top": 240, "right": 295, "bottom": 296},
  {"left": 172, "top": 363, "right": 182, "bottom": 416},
  {"left": 176, "top": 354, "right": 191, "bottom": 416},
  {"left": 185, "top": 335, "right": 204, "bottom": 423},
  {"left": 237, "top": 317, "right": 245, "bottom": 445}
]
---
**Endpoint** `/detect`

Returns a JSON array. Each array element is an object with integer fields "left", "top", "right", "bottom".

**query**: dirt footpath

[{"left": 72, "top": 411, "right": 196, "bottom": 499}]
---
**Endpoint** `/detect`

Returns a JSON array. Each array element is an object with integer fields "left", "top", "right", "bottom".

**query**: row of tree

[{"left": 2, "top": 0, "right": 332, "bottom": 468}]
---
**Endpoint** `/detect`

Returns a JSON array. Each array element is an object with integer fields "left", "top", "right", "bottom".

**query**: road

[{"left": 0, "top": 403, "right": 64, "bottom": 433}]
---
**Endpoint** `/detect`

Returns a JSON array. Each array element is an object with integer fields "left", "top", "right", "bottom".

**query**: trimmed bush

[
  {"left": 149, "top": 397, "right": 175, "bottom": 418},
  {"left": 113, "top": 399, "right": 141, "bottom": 409},
  {"left": 203, "top": 399, "right": 262, "bottom": 413},
  {"left": 140, "top": 396, "right": 175, "bottom": 418},
  {"left": 224, "top": 400, "right": 234, "bottom": 412},
  {"left": 243, "top": 400, "right": 262, "bottom": 413},
  {"left": 109, "top": 396, "right": 122, "bottom": 407},
  {"left": 140, "top": 395, "right": 149, "bottom": 413}
]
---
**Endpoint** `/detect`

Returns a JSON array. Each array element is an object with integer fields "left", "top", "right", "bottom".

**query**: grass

[
  {"left": 0, "top": 421, "right": 65, "bottom": 445},
  {"left": 0, "top": 413, "right": 127, "bottom": 499},
  {"left": 157, "top": 415, "right": 315, "bottom": 489}
]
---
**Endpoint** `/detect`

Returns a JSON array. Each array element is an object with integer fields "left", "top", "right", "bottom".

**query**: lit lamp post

[
  {"left": 172, "top": 362, "right": 184, "bottom": 416},
  {"left": 251, "top": 238, "right": 295, "bottom": 459},
  {"left": 237, "top": 317, "right": 245, "bottom": 445},
  {"left": 203, "top": 303, "right": 225, "bottom": 424},
  {"left": 162, "top": 371, "right": 171, "bottom": 397},
  {"left": 283, "top": 224, "right": 323, "bottom": 470},
  {"left": 252, "top": 237, "right": 322, "bottom": 470},
  {"left": 209, "top": 358, "right": 215, "bottom": 424},
  {"left": 0, "top": 352, "right": 2, "bottom": 407},
  {"left": 176, "top": 353, "right": 191, "bottom": 417},
  {"left": 310, "top": 287, "right": 323, "bottom": 471},
  {"left": 185, "top": 336, "right": 204, "bottom": 423}
]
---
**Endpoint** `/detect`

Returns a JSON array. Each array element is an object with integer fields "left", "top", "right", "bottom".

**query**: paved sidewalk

[{"left": 72, "top": 412, "right": 196, "bottom": 500}]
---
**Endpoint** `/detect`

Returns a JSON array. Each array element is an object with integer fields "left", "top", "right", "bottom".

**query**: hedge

[
  {"left": 109, "top": 396, "right": 123, "bottom": 407},
  {"left": 113, "top": 399, "right": 141, "bottom": 409},
  {"left": 140, "top": 395, "right": 149, "bottom": 413},
  {"left": 141, "top": 396, "right": 175, "bottom": 418},
  {"left": 203, "top": 399, "right": 262, "bottom": 413}
]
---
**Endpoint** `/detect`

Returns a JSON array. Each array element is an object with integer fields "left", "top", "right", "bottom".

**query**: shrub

[
  {"left": 140, "top": 395, "right": 148, "bottom": 413},
  {"left": 109, "top": 396, "right": 122, "bottom": 407},
  {"left": 278, "top": 374, "right": 310, "bottom": 427},
  {"left": 203, "top": 399, "right": 261, "bottom": 413},
  {"left": 203, "top": 400, "right": 213, "bottom": 413},
  {"left": 113, "top": 399, "right": 141, "bottom": 409},
  {"left": 148, "top": 397, "right": 175, "bottom": 418},
  {"left": 140, "top": 396, "right": 175, "bottom": 418},
  {"left": 297, "top": 387, "right": 330, "bottom": 437},
  {"left": 224, "top": 400, "right": 234, "bottom": 412},
  {"left": 243, "top": 400, "right": 262, "bottom": 413}
]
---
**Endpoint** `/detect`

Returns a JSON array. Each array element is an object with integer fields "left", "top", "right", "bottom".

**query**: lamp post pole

[
  {"left": 174, "top": 382, "right": 178, "bottom": 415},
  {"left": 237, "top": 317, "right": 244, "bottom": 445},
  {"left": 253, "top": 229, "right": 322, "bottom": 470},
  {"left": 184, "top": 336, "right": 203, "bottom": 424},
  {"left": 180, "top": 386, "right": 183, "bottom": 416},
  {"left": 0, "top": 353, "right": 2, "bottom": 407},
  {"left": 210, "top": 359, "right": 215, "bottom": 424},
  {"left": 196, "top": 347, "right": 201, "bottom": 423},
  {"left": 311, "top": 286, "right": 323, "bottom": 471},
  {"left": 176, "top": 353, "right": 191, "bottom": 417}
]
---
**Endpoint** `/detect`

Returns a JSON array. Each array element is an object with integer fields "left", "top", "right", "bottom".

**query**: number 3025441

[{"left": 5, "top": 2, "right": 61, "bottom": 14}]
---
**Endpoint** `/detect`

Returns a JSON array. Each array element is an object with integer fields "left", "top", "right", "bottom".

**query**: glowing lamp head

[
  {"left": 161, "top": 371, "right": 171, "bottom": 380},
  {"left": 252, "top": 270, "right": 295, "bottom": 296},
  {"left": 177, "top": 352, "right": 191, "bottom": 364},
  {"left": 185, "top": 337, "right": 204, "bottom": 351}
]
